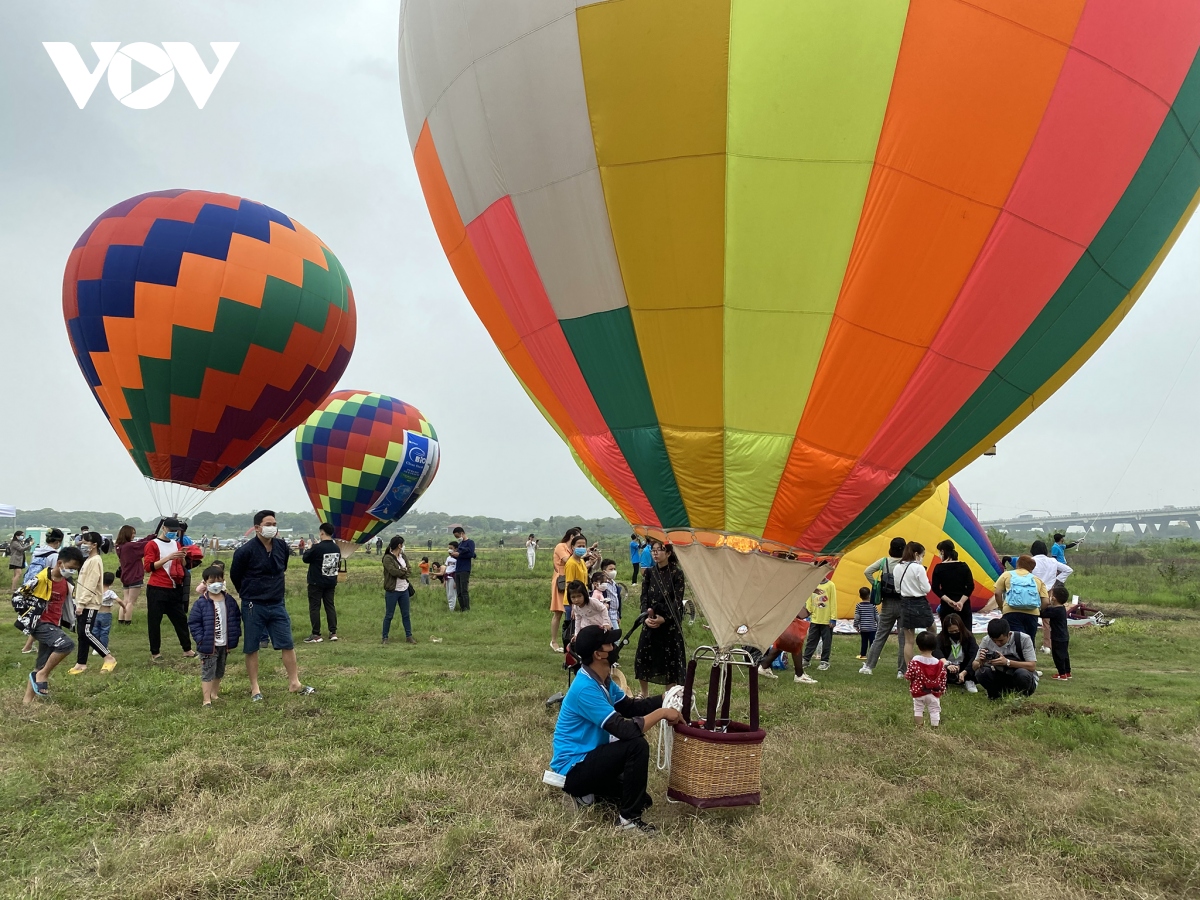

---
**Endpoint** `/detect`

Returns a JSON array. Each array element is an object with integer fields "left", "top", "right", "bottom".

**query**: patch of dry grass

[{"left": 3, "top": 553, "right": 1200, "bottom": 899}]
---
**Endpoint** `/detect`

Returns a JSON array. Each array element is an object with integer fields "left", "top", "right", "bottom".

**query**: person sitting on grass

[
  {"left": 905, "top": 630, "right": 947, "bottom": 728},
  {"left": 188, "top": 565, "right": 242, "bottom": 708},
  {"left": 550, "top": 625, "right": 683, "bottom": 834},
  {"left": 22, "top": 547, "right": 83, "bottom": 703},
  {"left": 972, "top": 618, "right": 1039, "bottom": 700},
  {"left": 934, "top": 612, "right": 979, "bottom": 693}
]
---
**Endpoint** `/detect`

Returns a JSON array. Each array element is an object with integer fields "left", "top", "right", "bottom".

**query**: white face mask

[
  {"left": 260, "top": 525, "right": 278, "bottom": 539},
  {"left": 208, "top": 581, "right": 226, "bottom": 594},
  {"left": 604, "top": 569, "right": 616, "bottom": 582}
]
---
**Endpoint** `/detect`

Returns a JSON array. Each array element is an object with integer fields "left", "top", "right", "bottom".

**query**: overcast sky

[{"left": 3, "top": 1, "right": 1199, "bottom": 526}]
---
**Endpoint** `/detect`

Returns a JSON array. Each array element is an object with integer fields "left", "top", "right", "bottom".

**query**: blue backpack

[{"left": 1005, "top": 572, "right": 1041, "bottom": 610}]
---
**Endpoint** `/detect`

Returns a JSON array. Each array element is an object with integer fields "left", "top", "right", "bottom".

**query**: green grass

[{"left": 4, "top": 549, "right": 1200, "bottom": 899}]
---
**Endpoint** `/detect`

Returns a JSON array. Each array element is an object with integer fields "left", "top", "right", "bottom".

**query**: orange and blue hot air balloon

[
  {"left": 398, "top": 2, "right": 1200, "bottom": 649},
  {"left": 63, "top": 190, "right": 356, "bottom": 513},
  {"left": 295, "top": 391, "right": 440, "bottom": 546}
]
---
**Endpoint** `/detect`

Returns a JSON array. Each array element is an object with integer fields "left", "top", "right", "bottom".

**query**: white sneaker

[
  {"left": 966, "top": 682, "right": 979, "bottom": 693},
  {"left": 897, "top": 671, "right": 906, "bottom": 679},
  {"left": 757, "top": 665, "right": 778, "bottom": 680},
  {"left": 795, "top": 674, "right": 817, "bottom": 684},
  {"left": 858, "top": 665, "right": 872, "bottom": 675},
  {"left": 1036, "top": 670, "right": 1044, "bottom": 677},
  {"left": 1040, "top": 646, "right": 1051, "bottom": 655},
  {"left": 817, "top": 662, "right": 830, "bottom": 671}
]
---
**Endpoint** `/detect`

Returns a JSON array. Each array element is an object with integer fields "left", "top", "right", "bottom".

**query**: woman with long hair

[
  {"left": 68, "top": 531, "right": 118, "bottom": 674},
  {"left": 895, "top": 541, "right": 933, "bottom": 668},
  {"left": 934, "top": 612, "right": 979, "bottom": 692},
  {"left": 114, "top": 524, "right": 148, "bottom": 625},
  {"left": 382, "top": 535, "right": 415, "bottom": 644},
  {"left": 550, "top": 526, "right": 580, "bottom": 652},
  {"left": 635, "top": 540, "right": 686, "bottom": 698}
]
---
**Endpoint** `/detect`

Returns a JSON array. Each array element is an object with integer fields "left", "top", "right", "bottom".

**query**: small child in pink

[{"left": 905, "top": 630, "right": 947, "bottom": 728}]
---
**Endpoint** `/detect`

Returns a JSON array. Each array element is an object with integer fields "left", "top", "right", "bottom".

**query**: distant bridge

[{"left": 981, "top": 506, "right": 1200, "bottom": 534}]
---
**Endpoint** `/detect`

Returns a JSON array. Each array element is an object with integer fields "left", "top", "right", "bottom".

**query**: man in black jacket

[
  {"left": 230, "top": 510, "right": 314, "bottom": 701},
  {"left": 302, "top": 523, "right": 341, "bottom": 643},
  {"left": 549, "top": 625, "right": 682, "bottom": 833}
]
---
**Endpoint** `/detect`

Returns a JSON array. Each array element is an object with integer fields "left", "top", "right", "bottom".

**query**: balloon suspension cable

[
  {"left": 1085, "top": 312, "right": 1200, "bottom": 534},
  {"left": 143, "top": 478, "right": 210, "bottom": 520}
]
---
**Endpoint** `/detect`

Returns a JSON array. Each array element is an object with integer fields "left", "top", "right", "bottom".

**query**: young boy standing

[
  {"left": 22, "top": 547, "right": 83, "bottom": 703},
  {"left": 853, "top": 586, "right": 878, "bottom": 660},
  {"left": 187, "top": 565, "right": 243, "bottom": 707},
  {"left": 802, "top": 576, "right": 838, "bottom": 671},
  {"left": 1044, "top": 584, "right": 1072, "bottom": 680},
  {"left": 444, "top": 542, "right": 458, "bottom": 610}
]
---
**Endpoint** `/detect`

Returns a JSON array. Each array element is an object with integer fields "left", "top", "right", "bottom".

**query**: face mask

[
  {"left": 574, "top": 547, "right": 587, "bottom": 557},
  {"left": 605, "top": 646, "right": 620, "bottom": 665},
  {"left": 604, "top": 569, "right": 616, "bottom": 582},
  {"left": 165, "top": 531, "right": 178, "bottom": 541},
  {"left": 208, "top": 581, "right": 226, "bottom": 594},
  {"left": 60, "top": 567, "right": 78, "bottom": 580},
  {"left": 260, "top": 526, "right": 278, "bottom": 539}
]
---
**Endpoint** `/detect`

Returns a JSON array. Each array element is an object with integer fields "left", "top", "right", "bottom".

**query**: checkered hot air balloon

[
  {"left": 63, "top": 190, "right": 356, "bottom": 513},
  {"left": 398, "top": 1, "right": 1200, "bottom": 651},
  {"left": 295, "top": 391, "right": 440, "bottom": 546}
]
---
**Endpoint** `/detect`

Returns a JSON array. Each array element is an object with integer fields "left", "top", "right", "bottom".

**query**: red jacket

[
  {"left": 144, "top": 538, "right": 202, "bottom": 589},
  {"left": 905, "top": 657, "right": 947, "bottom": 698}
]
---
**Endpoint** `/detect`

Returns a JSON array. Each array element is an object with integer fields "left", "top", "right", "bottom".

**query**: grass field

[{"left": 4, "top": 548, "right": 1200, "bottom": 899}]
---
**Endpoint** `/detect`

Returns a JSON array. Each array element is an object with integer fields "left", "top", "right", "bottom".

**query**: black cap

[{"left": 573, "top": 624, "right": 621, "bottom": 663}]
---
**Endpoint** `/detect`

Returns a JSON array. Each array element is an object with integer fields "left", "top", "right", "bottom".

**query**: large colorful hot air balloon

[
  {"left": 63, "top": 189, "right": 356, "bottom": 514},
  {"left": 295, "top": 391, "right": 440, "bottom": 549},
  {"left": 399, "top": 2, "right": 1200, "bottom": 649},
  {"left": 830, "top": 482, "right": 1002, "bottom": 619}
]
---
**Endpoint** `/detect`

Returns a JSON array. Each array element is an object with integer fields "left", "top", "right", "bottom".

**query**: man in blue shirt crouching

[{"left": 550, "top": 624, "right": 682, "bottom": 834}]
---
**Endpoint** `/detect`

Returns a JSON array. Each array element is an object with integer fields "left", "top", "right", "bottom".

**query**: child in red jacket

[{"left": 905, "top": 631, "right": 947, "bottom": 728}]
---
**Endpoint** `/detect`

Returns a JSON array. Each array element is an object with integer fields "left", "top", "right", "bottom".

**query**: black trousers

[
  {"left": 146, "top": 584, "right": 191, "bottom": 655},
  {"left": 308, "top": 583, "right": 338, "bottom": 635},
  {"left": 803, "top": 623, "right": 833, "bottom": 664},
  {"left": 75, "top": 608, "right": 109, "bottom": 664},
  {"left": 563, "top": 735, "right": 652, "bottom": 820},
  {"left": 631, "top": 562, "right": 640, "bottom": 584},
  {"left": 1051, "top": 639, "right": 1071, "bottom": 675},
  {"left": 976, "top": 666, "right": 1036, "bottom": 699},
  {"left": 455, "top": 570, "right": 471, "bottom": 611},
  {"left": 859, "top": 630, "right": 876, "bottom": 656}
]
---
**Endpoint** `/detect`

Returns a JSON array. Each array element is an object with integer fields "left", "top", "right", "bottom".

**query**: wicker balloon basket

[{"left": 667, "top": 651, "right": 766, "bottom": 809}]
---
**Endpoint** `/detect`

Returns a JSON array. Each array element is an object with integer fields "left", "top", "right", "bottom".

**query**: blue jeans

[
  {"left": 94, "top": 612, "right": 113, "bottom": 651},
  {"left": 383, "top": 588, "right": 411, "bottom": 639}
]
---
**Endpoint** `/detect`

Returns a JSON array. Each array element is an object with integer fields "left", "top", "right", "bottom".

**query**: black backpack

[
  {"left": 879, "top": 559, "right": 900, "bottom": 599},
  {"left": 11, "top": 587, "right": 47, "bottom": 635}
]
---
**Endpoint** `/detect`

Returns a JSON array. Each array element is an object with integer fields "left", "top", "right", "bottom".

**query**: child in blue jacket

[{"left": 187, "top": 565, "right": 242, "bottom": 707}]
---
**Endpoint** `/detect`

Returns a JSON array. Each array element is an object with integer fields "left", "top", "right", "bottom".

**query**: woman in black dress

[
  {"left": 635, "top": 540, "right": 686, "bottom": 697},
  {"left": 931, "top": 539, "right": 975, "bottom": 625}
]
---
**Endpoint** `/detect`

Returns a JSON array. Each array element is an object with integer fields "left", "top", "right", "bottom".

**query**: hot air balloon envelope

[
  {"left": 399, "top": 2, "right": 1200, "bottom": 646},
  {"left": 295, "top": 391, "right": 440, "bottom": 545},
  {"left": 63, "top": 189, "right": 356, "bottom": 510}
]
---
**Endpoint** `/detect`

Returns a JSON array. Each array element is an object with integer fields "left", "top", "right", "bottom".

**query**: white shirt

[
  {"left": 212, "top": 596, "right": 227, "bottom": 647},
  {"left": 1030, "top": 554, "right": 1071, "bottom": 589},
  {"left": 444, "top": 555, "right": 456, "bottom": 575},
  {"left": 395, "top": 552, "right": 409, "bottom": 591},
  {"left": 894, "top": 560, "right": 932, "bottom": 598}
]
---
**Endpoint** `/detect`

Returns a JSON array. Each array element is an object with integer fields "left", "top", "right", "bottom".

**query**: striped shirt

[{"left": 855, "top": 600, "right": 878, "bottom": 631}]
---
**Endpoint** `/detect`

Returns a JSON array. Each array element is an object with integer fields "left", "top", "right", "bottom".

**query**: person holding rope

[{"left": 550, "top": 624, "right": 683, "bottom": 834}]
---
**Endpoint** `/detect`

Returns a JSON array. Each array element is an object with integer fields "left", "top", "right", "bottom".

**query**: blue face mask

[
  {"left": 165, "top": 531, "right": 178, "bottom": 541},
  {"left": 574, "top": 547, "right": 587, "bottom": 557}
]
